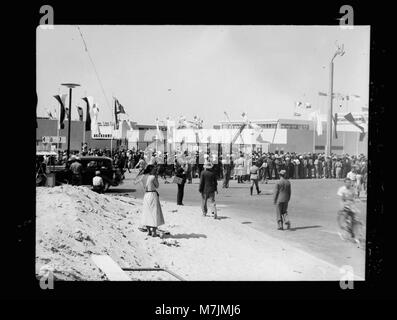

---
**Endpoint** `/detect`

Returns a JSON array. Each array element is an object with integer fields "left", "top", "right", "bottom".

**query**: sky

[{"left": 37, "top": 25, "right": 370, "bottom": 127}]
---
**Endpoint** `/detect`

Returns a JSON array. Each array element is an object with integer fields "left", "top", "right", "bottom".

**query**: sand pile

[
  {"left": 36, "top": 185, "right": 357, "bottom": 281},
  {"left": 36, "top": 185, "right": 167, "bottom": 280}
]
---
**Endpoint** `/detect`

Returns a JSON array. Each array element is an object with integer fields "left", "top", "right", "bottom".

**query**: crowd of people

[{"left": 37, "top": 146, "right": 367, "bottom": 239}]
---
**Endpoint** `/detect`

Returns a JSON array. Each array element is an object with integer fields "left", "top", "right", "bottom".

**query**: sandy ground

[{"left": 36, "top": 185, "right": 363, "bottom": 281}]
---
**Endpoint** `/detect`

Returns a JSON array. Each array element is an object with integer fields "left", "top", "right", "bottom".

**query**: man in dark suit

[
  {"left": 199, "top": 160, "right": 218, "bottom": 219},
  {"left": 273, "top": 169, "right": 291, "bottom": 230}
]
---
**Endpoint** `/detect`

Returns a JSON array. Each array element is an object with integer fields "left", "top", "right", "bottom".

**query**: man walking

[
  {"left": 69, "top": 156, "right": 83, "bottom": 186},
  {"left": 221, "top": 154, "right": 231, "bottom": 188},
  {"left": 199, "top": 160, "right": 218, "bottom": 219},
  {"left": 273, "top": 169, "right": 291, "bottom": 230}
]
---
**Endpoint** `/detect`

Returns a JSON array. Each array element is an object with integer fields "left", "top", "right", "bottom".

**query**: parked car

[{"left": 55, "top": 156, "right": 123, "bottom": 191}]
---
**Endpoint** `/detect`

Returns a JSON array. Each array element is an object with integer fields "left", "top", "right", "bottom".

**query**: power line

[{"left": 76, "top": 26, "right": 112, "bottom": 116}]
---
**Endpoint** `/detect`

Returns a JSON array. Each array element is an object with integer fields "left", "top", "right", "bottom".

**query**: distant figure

[
  {"left": 92, "top": 170, "right": 104, "bottom": 193},
  {"left": 235, "top": 154, "right": 245, "bottom": 183},
  {"left": 222, "top": 155, "right": 231, "bottom": 188},
  {"left": 249, "top": 161, "right": 261, "bottom": 196},
  {"left": 69, "top": 156, "right": 83, "bottom": 186},
  {"left": 273, "top": 169, "right": 291, "bottom": 230},
  {"left": 199, "top": 160, "right": 218, "bottom": 219},
  {"left": 175, "top": 159, "right": 187, "bottom": 205}
]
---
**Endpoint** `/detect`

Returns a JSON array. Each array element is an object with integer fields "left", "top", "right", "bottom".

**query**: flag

[
  {"left": 65, "top": 107, "right": 69, "bottom": 119},
  {"left": 318, "top": 92, "right": 327, "bottom": 96},
  {"left": 309, "top": 111, "right": 323, "bottom": 136},
  {"left": 127, "top": 120, "right": 135, "bottom": 130},
  {"left": 114, "top": 98, "right": 126, "bottom": 129},
  {"left": 54, "top": 94, "right": 67, "bottom": 129},
  {"left": 294, "top": 101, "right": 303, "bottom": 116},
  {"left": 333, "top": 113, "right": 338, "bottom": 139},
  {"left": 155, "top": 117, "right": 163, "bottom": 141},
  {"left": 344, "top": 112, "right": 365, "bottom": 138},
  {"left": 77, "top": 106, "right": 84, "bottom": 121},
  {"left": 351, "top": 94, "right": 361, "bottom": 101},
  {"left": 114, "top": 98, "right": 126, "bottom": 114},
  {"left": 166, "top": 118, "right": 176, "bottom": 143},
  {"left": 92, "top": 104, "right": 100, "bottom": 134},
  {"left": 82, "top": 96, "right": 93, "bottom": 131},
  {"left": 114, "top": 99, "right": 119, "bottom": 129}
]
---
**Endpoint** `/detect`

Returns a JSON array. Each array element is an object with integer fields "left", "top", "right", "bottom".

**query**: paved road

[{"left": 109, "top": 173, "right": 367, "bottom": 278}]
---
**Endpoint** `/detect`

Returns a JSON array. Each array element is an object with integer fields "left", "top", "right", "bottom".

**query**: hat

[{"left": 279, "top": 170, "right": 286, "bottom": 176}]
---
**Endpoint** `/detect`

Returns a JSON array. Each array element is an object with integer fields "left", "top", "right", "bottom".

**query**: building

[
  {"left": 219, "top": 114, "right": 368, "bottom": 155},
  {"left": 36, "top": 117, "right": 132, "bottom": 153},
  {"left": 37, "top": 113, "right": 368, "bottom": 156}
]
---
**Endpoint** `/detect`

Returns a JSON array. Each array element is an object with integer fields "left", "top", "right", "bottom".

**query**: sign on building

[
  {"left": 42, "top": 136, "right": 66, "bottom": 144},
  {"left": 92, "top": 122, "right": 114, "bottom": 139}
]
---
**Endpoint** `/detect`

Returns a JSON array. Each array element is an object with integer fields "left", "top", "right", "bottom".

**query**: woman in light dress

[{"left": 140, "top": 165, "right": 165, "bottom": 237}]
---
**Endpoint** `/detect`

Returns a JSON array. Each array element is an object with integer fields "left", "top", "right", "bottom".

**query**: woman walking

[{"left": 141, "top": 165, "right": 165, "bottom": 237}]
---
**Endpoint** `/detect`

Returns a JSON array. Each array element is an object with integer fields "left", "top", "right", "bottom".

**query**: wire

[{"left": 76, "top": 26, "right": 112, "bottom": 116}]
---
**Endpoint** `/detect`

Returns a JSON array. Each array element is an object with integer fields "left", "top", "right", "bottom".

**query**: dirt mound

[{"left": 36, "top": 185, "right": 158, "bottom": 280}]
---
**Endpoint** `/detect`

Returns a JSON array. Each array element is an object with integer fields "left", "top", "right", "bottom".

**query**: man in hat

[
  {"left": 273, "top": 169, "right": 291, "bottom": 230},
  {"left": 199, "top": 159, "right": 218, "bottom": 219}
]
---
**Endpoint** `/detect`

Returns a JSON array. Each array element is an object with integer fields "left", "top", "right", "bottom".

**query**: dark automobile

[{"left": 56, "top": 156, "right": 123, "bottom": 191}]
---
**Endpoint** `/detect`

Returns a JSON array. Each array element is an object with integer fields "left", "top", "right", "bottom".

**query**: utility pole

[
  {"left": 326, "top": 43, "right": 345, "bottom": 157},
  {"left": 61, "top": 83, "right": 80, "bottom": 159}
]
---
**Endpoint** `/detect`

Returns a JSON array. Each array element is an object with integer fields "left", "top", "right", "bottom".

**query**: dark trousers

[
  {"left": 223, "top": 169, "right": 230, "bottom": 187},
  {"left": 71, "top": 174, "right": 82, "bottom": 186},
  {"left": 273, "top": 166, "right": 280, "bottom": 179},
  {"left": 276, "top": 202, "right": 289, "bottom": 228},
  {"left": 177, "top": 182, "right": 185, "bottom": 205},
  {"left": 250, "top": 179, "right": 260, "bottom": 195},
  {"left": 201, "top": 192, "right": 216, "bottom": 215},
  {"left": 92, "top": 185, "right": 104, "bottom": 193}
]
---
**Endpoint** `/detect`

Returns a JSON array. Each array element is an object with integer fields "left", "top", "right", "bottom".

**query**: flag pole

[{"left": 313, "top": 117, "right": 316, "bottom": 153}]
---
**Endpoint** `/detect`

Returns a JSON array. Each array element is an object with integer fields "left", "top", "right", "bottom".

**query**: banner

[
  {"left": 54, "top": 94, "right": 67, "bottom": 129},
  {"left": 77, "top": 106, "right": 84, "bottom": 121},
  {"left": 82, "top": 96, "right": 93, "bottom": 131}
]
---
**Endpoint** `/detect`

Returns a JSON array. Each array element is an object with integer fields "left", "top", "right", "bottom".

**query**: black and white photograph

[{"left": 34, "top": 23, "right": 372, "bottom": 283}]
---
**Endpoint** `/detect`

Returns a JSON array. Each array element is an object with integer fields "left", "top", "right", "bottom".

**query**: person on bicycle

[{"left": 337, "top": 177, "right": 360, "bottom": 242}]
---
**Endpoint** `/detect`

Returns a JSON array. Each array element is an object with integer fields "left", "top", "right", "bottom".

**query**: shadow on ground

[
  {"left": 106, "top": 188, "right": 137, "bottom": 194},
  {"left": 215, "top": 216, "right": 230, "bottom": 220},
  {"left": 288, "top": 225, "right": 322, "bottom": 231},
  {"left": 165, "top": 233, "right": 207, "bottom": 239}
]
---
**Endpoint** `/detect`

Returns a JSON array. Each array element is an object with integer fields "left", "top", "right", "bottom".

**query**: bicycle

[{"left": 337, "top": 207, "right": 364, "bottom": 247}]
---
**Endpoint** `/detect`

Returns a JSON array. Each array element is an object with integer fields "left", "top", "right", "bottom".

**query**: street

[{"left": 109, "top": 173, "right": 367, "bottom": 279}]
